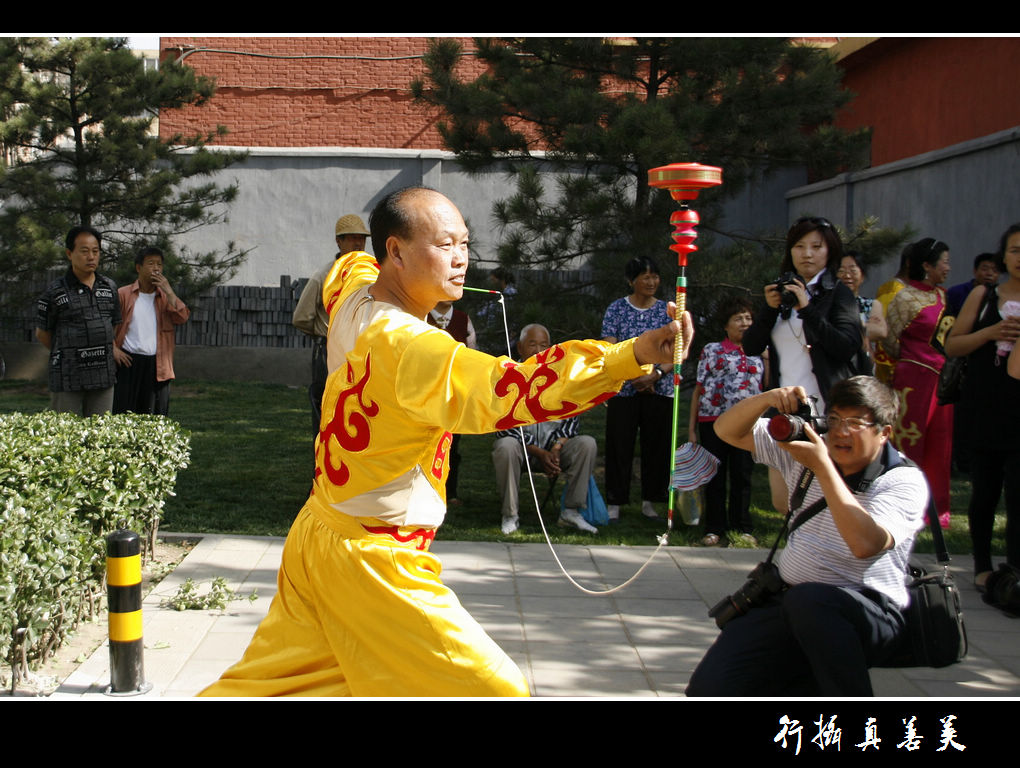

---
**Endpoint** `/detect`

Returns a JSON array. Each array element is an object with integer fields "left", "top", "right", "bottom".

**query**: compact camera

[
  {"left": 708, "top": 561, "right": 786, "bottom": 629},
  {"left": 767, "top": 397, "right": 828, "bottom": 443}
]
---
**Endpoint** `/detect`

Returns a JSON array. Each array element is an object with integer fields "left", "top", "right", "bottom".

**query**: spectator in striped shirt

[{"left": 686, "top": 376, "right": 927, "bottom": 696}]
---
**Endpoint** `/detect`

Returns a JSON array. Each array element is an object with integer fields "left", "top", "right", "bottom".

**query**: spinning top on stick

[{"left": 647, "top": 162, "right": 722, "bottom": 536}]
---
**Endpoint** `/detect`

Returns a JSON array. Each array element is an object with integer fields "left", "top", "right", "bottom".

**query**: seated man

[
  {"left": 493, "top": 323, "right": 598, "bottom": 536},
  {"left": 685, "top": 376, "right": 927, "bottom": 697}
]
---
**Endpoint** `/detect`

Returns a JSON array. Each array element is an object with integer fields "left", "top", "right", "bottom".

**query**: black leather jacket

[{"left": 743, "top": 269, "right": 862, "bottom": 398}]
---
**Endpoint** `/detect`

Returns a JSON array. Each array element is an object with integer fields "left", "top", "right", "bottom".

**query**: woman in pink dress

[{"left": 882, "top": 238, "right": 953, "bottom": 528}]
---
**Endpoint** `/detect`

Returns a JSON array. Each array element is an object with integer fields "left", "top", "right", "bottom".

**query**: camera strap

[{"left": 767, "top": 442, "right": 908, "bottom": 564}]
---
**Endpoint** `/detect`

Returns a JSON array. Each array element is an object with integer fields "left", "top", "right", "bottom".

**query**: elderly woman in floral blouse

[
  {"left": 689, "top": 296, "right": 764, "bottom": 546},
  {"left": 601, "top": 255, "right": 675, "bottom": 521}
]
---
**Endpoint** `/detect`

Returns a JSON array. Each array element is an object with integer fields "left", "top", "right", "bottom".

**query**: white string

[{"left": 484, "top": 288, "right": 669, "bottom": 596}]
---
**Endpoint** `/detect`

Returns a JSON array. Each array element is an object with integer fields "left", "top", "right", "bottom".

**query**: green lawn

[{"left": 0, "top": 377, "right": 1005, "bottom": 554}]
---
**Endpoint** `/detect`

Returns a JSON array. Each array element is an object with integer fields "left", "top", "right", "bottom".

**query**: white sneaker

[
  {"left": 501, "top": 516, "right": 519, "bottom": 535},
  {"left": 608, "top": 504, "right": 620, "bottom": 521},
  {"left": 641, "top": 500, "right": 659, "bottom": 519},
  {"left": 558, "top": 508, "right": 598, "bottom": 534}
]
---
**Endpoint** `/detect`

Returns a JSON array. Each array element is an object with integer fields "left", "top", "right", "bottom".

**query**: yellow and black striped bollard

[{"left": 105, "top": 529, "right": 153, "bottom": 695}]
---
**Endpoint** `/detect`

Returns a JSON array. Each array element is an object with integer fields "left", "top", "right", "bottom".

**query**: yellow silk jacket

[{"left": 314, "top": 251, "right": 648, "bottom": 528}]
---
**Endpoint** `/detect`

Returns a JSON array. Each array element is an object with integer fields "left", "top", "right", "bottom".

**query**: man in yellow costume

[{"left": 200, "top": 187, "right": 688, "bottom": 697}]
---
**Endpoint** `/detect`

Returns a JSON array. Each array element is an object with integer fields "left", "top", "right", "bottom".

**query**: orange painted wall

[
  {"left": 158, "top": 37, "right": 483, "bottom": 149},
  {"left": 836, "top": 37, "right": 1020, "bottom": 167}
]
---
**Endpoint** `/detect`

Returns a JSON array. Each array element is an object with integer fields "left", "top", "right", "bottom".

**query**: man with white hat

[{"left": 293, "top": 213, "right": 371, "bottom": 432}]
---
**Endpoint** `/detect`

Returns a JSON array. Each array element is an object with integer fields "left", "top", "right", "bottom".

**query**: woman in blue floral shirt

[
  {"left": 601, "top": 256, "right": 674, "bottom": 521},
  {"left": 688, "top": 296, "right": 764, "bottom": 545}
]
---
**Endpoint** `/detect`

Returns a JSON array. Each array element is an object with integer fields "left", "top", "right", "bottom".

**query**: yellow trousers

[{"left": 199, "top": 500, "right": 529, "bottom": 697}]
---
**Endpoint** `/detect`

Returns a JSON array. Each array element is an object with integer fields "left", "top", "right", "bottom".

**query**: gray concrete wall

[
  {"left": 786, "top": 126, "right": 1020, "bottom": 294},
  {"left": 177, "top": 147, "right": 522, "bottom": 286},
  {"left": 179, "top": 147, "right": 797, "bottom": 288}
]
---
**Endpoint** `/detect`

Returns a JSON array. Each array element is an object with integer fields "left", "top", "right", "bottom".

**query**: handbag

[
  {"left": 565, "top": 475, "right": 609, "bottom": 527},
  {"left": 887, "top": 497, "right": 968, "bottom": 668},
  {"left": 936, "top": 355, "right": 966, "bottom": 405},
  {"left": 937, "top": 284, "right": 996, "bottom": 405}
]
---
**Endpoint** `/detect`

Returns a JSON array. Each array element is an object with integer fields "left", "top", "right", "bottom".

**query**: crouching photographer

[{"left": 685, "top": 376, "right": 928, "bottom": 696}]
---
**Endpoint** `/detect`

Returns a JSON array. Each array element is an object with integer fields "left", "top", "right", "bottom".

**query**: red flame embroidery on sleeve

[
  {"left": 431, "top": 431, "right": 452, "bottom": 480},
  {"left": 320, "top": 353, "right": 379, "bottom": 486},
  {"left": 494, "top": 345, "right": 579, "bottom": 430}
]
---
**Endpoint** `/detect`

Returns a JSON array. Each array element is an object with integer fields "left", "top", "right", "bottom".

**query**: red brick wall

[
  {"left": 159, "top": 37, "right": 484, "bottom": 148},
  {"left": 836, "top": 37, "right": 1020, "bottom": 167}
]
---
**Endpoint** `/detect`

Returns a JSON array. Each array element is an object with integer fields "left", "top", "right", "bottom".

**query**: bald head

[
  {"left": 517, "top": 324, "right": 551, "bottom": 359},
  {"left": 371, "top": 187, "right": 449, "bottom": 262},
  {"left": 367, "top": 186, "right": 470, "bottom": 319}
]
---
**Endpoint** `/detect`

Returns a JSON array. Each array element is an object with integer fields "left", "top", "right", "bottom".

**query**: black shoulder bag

[
  {"left": 887, "top": 497, "right": 968, "bottom": 668},
  {"left": 937, "top": 284, "right": 996, "bottom": 405}
]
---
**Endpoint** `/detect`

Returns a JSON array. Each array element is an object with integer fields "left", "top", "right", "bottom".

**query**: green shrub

[{"left": 0, "top": 412, "right": 190, "bottom": 684}]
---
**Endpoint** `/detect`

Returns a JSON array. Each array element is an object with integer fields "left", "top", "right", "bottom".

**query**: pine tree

[
  {"left": 0, "top": 36, "right": 248, "bottom": 310},
  {"left": 413, "top": 37, "right": 874, "bottom": 340}
]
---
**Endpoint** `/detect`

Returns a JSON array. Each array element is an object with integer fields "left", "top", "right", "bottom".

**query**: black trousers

[
  {"left": 969, "top": 447, "right": 1020, "bottom": 574},
  {"left": 699, "top": 420, "right": 754, "bottom": 535},
  {"left": 604, "top": 392, "right": 672, "bottom": 505},
  {"left": 686, "top": 582, "right": 906, "bottom": 697},
  {"left": 309, "top": 337, "right": 328, "bottom": 435},
  {"left": 446, "top": 434, "right": 462, "bottom": 499},
  {"left": 113, "top": 353, "right": 170, "bottom": 416}
]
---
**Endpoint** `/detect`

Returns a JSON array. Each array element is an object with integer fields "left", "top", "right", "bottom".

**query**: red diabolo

[{"left": 647, "top": 162, "right": 723, "bottom": 200}]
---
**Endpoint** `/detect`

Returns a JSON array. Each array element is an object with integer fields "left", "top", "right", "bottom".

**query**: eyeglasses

[
  {"left": 836, "top": 266, "right": 861, "bottom": 276},
  {"left": 825, "top": 414, "right": 876, "bottom": 432}
]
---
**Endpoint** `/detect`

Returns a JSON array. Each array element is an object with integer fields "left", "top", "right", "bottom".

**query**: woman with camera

[
  {"left": 743, "top": 217, "right": 862, "bottom": 510},
  {"left": 743, "top": 218, "right": 862, "bottom": 410},
  {"left": 946, "top": 224, "right": 1020, "bottom": 592},
  {"left": 882, "top": 238, "right": 954, "bottom": 529}
]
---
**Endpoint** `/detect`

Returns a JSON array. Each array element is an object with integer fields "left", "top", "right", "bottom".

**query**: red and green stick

[{"left": 647, "top": 162, "right": 723, "bottom": 538}]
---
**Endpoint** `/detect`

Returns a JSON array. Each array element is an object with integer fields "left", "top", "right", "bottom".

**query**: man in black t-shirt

[{"left": 35, "top": 226, "right": 121, "bottom": 416}]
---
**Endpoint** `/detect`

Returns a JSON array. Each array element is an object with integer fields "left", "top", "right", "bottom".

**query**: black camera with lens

[
  {"left": 708, "top": 561, "right": 786, "bottom": 629},
  {"left": 768, "top": 271, "right": 804, "bottom": 318},
  {"left": 767, "top": 397, "right": 828, "bottom": 443}
]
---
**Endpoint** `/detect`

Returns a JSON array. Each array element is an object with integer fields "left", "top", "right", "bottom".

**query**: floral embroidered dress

[
  {"left": 883, "top": 279, "right": 954, "bottom": 521},
  {"left": 874, "top": 277, "right": 907, "bottom": 384}
]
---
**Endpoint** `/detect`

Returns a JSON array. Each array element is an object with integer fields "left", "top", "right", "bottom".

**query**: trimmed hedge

[{"left": 0, "top": 412, "right": 190, "bottom": 682}]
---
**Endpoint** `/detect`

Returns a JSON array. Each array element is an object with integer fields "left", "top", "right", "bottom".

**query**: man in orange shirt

[{"left": 113, "top": 246, "right": 190, "bottom": 415}]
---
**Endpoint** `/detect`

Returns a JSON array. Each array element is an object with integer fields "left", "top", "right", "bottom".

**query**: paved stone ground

[{"left": 52, "top": 535, "right": 1020, "bottom": 699}]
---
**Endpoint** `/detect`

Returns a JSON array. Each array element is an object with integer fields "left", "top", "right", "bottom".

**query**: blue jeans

[{"left": 686, "top": 582, "right": 906, "bottom": 697}]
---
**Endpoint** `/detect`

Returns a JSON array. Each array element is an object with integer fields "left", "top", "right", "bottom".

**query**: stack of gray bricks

[{"left": 179, "top": 276, "right": 313, "bottom": 349}]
